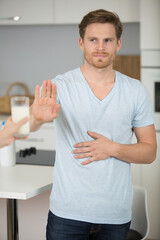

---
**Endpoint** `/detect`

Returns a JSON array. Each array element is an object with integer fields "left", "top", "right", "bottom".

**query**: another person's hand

[
  {"left": 31, "top": 80, "right": 60, "bottom": 125},
  {"left": 0, "top": 117, "right": 29, "bottom": 148}
]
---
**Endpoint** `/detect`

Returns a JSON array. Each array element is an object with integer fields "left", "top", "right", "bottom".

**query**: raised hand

[
  {"left": 73, "top": 131, "right": 114, "bottom": 165},
  {"left": 32, "top": 80, "right": 60, "bottom": 124}
]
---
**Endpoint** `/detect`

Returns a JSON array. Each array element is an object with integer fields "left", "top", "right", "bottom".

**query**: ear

[
  {"left": 116, "top": 38, "right": 121, "bottom": 53},
  {"left": 79, "top": 37, "right": 84, "bottom": 51}
]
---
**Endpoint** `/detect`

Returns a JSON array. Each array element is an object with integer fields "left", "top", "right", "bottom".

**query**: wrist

[
  {"left": 110, "top": 141, "right": 121, "bottom": 159},
  {"left": 30, "top": 106, "right": 44, "bottom": 131},
  {"left": 30, "top": 115, "right": 43, "bottom": 132}
]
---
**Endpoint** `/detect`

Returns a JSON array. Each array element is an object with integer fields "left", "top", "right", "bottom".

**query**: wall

[
  {"left": 0, "top": 23, "right": 140, "bottom": 96},
  {"left": 0, "top": 24, "right": 83, "bottom": 95}
]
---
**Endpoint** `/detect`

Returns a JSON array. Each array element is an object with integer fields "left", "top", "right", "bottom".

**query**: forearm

[
  {"left": 74, "top": 126, "right": 157, "bottom": 166},
  {"left": 112, "top": 142, "right": 157, "bottom": 164}
]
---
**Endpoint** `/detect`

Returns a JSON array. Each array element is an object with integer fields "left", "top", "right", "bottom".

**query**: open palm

[{"left": 32, "top": 80, "right": 60, "bottom": 123}]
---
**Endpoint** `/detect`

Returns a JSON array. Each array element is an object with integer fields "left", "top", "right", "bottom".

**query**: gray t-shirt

[{"left": 49, "top": 68, "right": 154, "bottom": 224}]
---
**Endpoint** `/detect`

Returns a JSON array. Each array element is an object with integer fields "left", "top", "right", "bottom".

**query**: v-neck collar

[{"left": 78, "top": 67, "right": 118, "bottom": 104}]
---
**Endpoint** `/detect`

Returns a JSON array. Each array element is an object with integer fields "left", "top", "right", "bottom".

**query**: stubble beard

[{"left": 84, "top": 51, "right": 117, "bottom": 69}]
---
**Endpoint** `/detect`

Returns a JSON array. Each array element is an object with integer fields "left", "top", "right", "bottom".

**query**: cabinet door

[
  {"left": 54, "top": 0, "right": 140, "bottom": 24},
  {"left": 0, "top": 0, "right": 54, "bottom": 25},
  {"left": 140, "top": 0, "right": 160, "bottom": 49}
]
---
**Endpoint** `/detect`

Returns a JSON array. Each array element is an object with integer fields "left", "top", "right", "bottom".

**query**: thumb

[
  {"left": 87, "top": 131, "right": 102, "bottom": 139},
  {"left": 16, "top": 117, "right": 29, "bottom": 129}
]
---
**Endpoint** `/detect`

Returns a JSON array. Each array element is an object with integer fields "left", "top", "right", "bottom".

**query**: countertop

[{"left": 0, "top": 164, "right": 53, "bottom": 199}]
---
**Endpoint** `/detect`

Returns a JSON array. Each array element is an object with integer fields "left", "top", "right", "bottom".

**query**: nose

[{"left": 96, "top": 40, "right": 105, "bottom": 51}]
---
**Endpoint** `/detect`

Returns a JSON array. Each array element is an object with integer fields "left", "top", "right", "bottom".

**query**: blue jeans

[{"left": 46, "top": 211, "right": 131, "bottom": 240}]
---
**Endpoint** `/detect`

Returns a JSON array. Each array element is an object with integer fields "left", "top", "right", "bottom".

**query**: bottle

[{"left": 0, "top": 121, "right": 16, "bottom": 167}]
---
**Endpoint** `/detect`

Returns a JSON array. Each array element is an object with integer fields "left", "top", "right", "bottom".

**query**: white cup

[{"left": 11, "top": 96, "right": 30, "bottom": 138}]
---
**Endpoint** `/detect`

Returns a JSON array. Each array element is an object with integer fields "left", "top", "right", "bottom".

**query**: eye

[
  {"left": 105, "top": 39, "right": 111, "bottom": 42},
  {"left": 90, "top": 38, "right": 96, "bottom": 42}
]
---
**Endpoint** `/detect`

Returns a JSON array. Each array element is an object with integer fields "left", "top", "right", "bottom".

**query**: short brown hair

[{"left": 79, "top": 9, "right": 123, "bottom": 40}]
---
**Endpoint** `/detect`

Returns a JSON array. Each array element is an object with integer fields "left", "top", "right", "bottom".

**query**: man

[{"left": 30, "top": 9, "right": 157, "bottom": 240}]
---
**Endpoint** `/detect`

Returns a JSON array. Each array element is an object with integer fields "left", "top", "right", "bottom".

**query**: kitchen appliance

[
  {"left": 141, "top": 50, "right": 160, "bottom": 131},
  {"left": 16, "top": 149, "right": 55, "bottom": 166}
]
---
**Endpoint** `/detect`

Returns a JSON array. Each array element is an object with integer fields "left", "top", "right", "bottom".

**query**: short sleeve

[{"left": 132, "top": 83, "right": 155, "bottom": 127}]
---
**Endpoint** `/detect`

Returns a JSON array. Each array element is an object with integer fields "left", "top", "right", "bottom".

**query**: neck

[{"left": 80, "top": 63, "right": 115, "bottom": 85}]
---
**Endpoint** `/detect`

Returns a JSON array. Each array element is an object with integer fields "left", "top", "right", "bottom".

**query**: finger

[
  {"left": 7, "top": 116, "right": 12, "bottom": 121},
  {"left": 35, "top": 85, "right": 40, "bottom": 99},
  {"left": 16, "top": 117, "right": 29, "bottom": 129},
  {"left": 87, "top": 131, "right": 102, "bottom": 139},
  {"left": 74, "top": 152, "right": 91, "bottom": 159},
  {"left": 53, "top": 103, "right": 61, "bottom": 113},
  {"left": 81, "top": 157, "right": 95, "bottom": 165},
  {"left": 74, "top": 141, "right": 92, "bottom": 148},
  {"left": 41, "top": 80, "right": 47, "bottom": 98},
  {"left": 47, "top": 80, "right": 52, "bottom": 98},
  {"left": 14, "top": 136, "right": 28, "bottom": 140},
  {"left": 73, "top": 147, "right": 90, "bottom": 154}
]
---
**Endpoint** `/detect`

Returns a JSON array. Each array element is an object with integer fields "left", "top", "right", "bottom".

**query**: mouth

[{"left": 93, "top": 53, "right": 108, "bottom": 58}]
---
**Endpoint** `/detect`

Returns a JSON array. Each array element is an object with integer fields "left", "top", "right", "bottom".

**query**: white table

[{"left": 0, "top": 164, "right": 53, "bottom": 240}]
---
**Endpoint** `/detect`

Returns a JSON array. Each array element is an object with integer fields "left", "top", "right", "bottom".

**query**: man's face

[{"left": 79, "top": 23, "right": 121, "bottom": 69}]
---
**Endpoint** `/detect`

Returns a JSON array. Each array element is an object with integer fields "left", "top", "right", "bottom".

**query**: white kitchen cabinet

[
  {"left": 54, "top": 0, "right": 140, "bottom": 24},
  {"left": 0, "top": 0, "right": 140, "bottom": 25},
  {"left": 140, "top": 0, "right": 160, "bottom": 49},
  {"left": 15, "top": 122, "right": 56, "bottom": 151},
  {"left": 0, "top": 0, "right": 55, "bottom": 25}
]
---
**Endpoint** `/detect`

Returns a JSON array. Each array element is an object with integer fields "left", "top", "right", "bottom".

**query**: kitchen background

[
  {"left": 0, "top": 0, "right": 160, "bottom": 240},
  {"left": 0, "top": 23, "right": 140, "bottom": 96}
]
